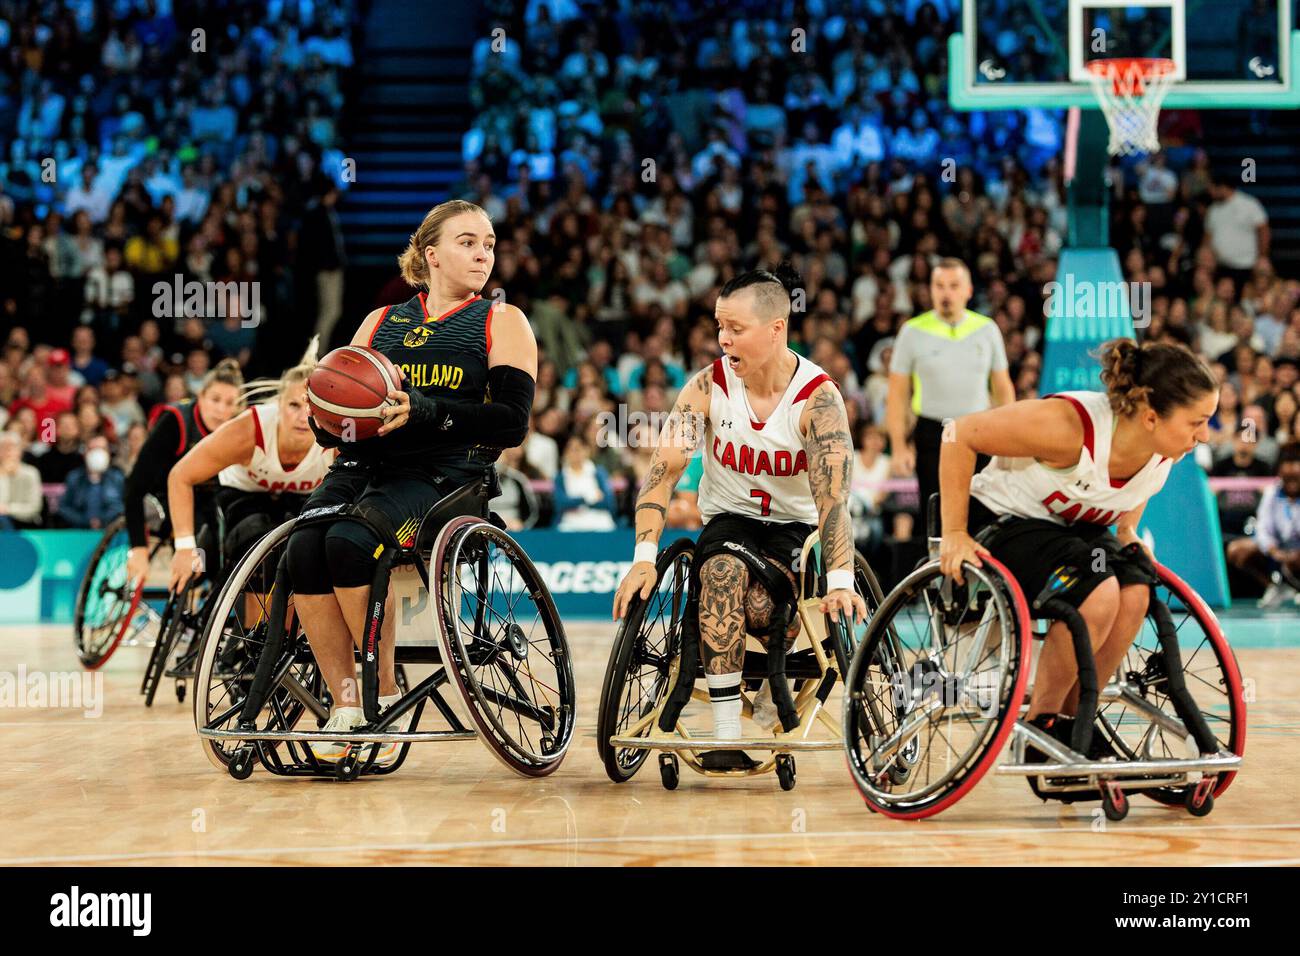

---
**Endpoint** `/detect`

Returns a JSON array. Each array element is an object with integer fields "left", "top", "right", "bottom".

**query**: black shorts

[
  {"left": 301, "top": 462, "right": 454, "bottom": 548},
  {"left": 969, "top": 499, "right": 1154, "bottom": 610},
  {"left": 695, "top": 513, "right": 815, "bottom": 578},
  {"left": 286, "top": 461, "right": 471, "bottom": 593}
]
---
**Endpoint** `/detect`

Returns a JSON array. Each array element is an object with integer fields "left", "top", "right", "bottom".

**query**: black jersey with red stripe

[
  {"left": 148, "top": 399, "right": 214, "bottom": 459},
  {"left": 349, "top": 292, "right": 497, "bottom": 481},
  {"left": 124, "top": 399, "right": 217, "bottom": 546}
]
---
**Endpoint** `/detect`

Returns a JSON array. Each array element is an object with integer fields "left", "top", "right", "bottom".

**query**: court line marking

[
  {"left": 1214, "top": 856, "right": 1300, "bottom": 866},
  {"left": 4, "top": 821, "right": 1300, "bottom": 866}
]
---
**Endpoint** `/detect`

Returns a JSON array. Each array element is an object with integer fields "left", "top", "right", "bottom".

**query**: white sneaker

[
  {"left": 750, "top": 681, "right": 779, "bottom": 733},
  {"left": 1258, "top": 575, "right": 1297, "bottom": 609},
  {"left": 309, "top": 707, "right": 365, "bottom": 763},
  {"left": 368, "top": 693, "right": 409, "bottom": 767}
]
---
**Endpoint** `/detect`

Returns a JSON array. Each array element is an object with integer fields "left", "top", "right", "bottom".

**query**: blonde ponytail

[{"left": 241, "top": 336, "right": 321, "bottom": 404}]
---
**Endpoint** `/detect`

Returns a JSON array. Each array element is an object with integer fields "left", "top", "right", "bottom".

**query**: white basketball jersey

[
  {"left": 970, "top": 390, "right": 1174, "bottom": 526},
  {"left": 697, "top": 352, "right": 835, "bottom": 525},
  {"left": 218, "top": 402, "right": 331, "bottom": 494}
]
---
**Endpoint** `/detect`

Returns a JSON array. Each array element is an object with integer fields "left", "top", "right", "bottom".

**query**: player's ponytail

[
  {"left": 771, "top": 260, "right": 803, "bottom": 298},
  {"left": 199, "top": 357, "right": 245, "bottom": 395},
  {"left": 399, "top": 199, "right": 491, "bottom": 289},
  {"left": 1098, "top": 338, "right": 1216, "bottom": 418}
]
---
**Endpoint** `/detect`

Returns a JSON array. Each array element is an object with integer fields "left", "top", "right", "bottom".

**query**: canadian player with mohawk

[{"left": 613, "top": 264, "right": 868, "bottom": 771}]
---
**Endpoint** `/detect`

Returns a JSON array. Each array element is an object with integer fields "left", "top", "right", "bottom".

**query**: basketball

[{"left": 306, "top": 346, "right": 402, "bottom": 440}]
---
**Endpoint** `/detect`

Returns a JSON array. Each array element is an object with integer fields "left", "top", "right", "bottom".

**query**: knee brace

[
  {"left": 324, "top": 522, "right": 382, "bottom": 590},
  {"left": 286, "top": 524, "right": 332, "bottom": 595}
]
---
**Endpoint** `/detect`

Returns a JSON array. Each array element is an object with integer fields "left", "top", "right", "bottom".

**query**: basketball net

[{"left": 1084, "top": 57, "right": 1176, "bottom": 156}]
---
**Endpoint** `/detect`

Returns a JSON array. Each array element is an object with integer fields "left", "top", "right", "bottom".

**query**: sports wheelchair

[
  {"left": 74, "top": 495, "right": 171, "bottom": 670},
  {"left": 842, "top": 503, "right": 1245, "bottom": 820},
  {"left": 598, "top": 532, "right": 887, "bottom": 790},
  {"left": 191, "top": 470, "right": 576, "bottom": 781}
]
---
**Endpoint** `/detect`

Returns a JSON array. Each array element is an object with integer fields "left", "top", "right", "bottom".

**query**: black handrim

[
  {"left": 437, "top": 519, "right": 576, "bottom": 774},
  {"left": 1095, "top": 577, "right": 1242, "bottom": 803},
  {"left": 844, "top": 563, "right": 1022, "bottom": 814},
  {"left": 196, "top": 528, "right": 319, "bottom": 769},
  {"left": 597, "top": 540, "right": 693, "bottom": 782}
]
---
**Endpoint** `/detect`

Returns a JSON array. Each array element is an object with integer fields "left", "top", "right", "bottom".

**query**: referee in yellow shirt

[{"left": 886, "top": 258, "right": 1015, "bottom": 535}]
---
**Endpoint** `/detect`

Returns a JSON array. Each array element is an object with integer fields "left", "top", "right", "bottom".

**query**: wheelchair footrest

[
  {"left": 607, "top": 734, "right": 840, "bottom": 753},
  {"left": 997, "top": 751, "right": 1240, "bottom": 778},
  {"left": 198, "top": 728, "right": 477, "bottom": 743}
]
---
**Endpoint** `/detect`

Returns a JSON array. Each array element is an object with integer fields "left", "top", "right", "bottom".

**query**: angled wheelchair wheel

[
  {"left": 843, "top": 556, "right": 1031, "bottom": 819},
  {"left": 74, "top": 516, "right": 164, "bottom": 669},
  {"left": 432, "top": 515, "right": 576, "bottom": 777},
  {"left": 141, "top": 579, "right": 212, "bottom": 707},
  {"left": 1095, "top": 562, "right": 1246, "bottom": 805},
  {"left": 597, "top": 538, "right": 693, "bottom": 783},
  {"left": 193, "top": 519, "right": 324, "bottom": 772}
]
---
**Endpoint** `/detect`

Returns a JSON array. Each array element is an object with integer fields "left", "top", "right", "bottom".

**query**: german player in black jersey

[
  {"left": 286, "top": 199, "right": 538, "bottom": 761},
  {"left": 122, "top": 359, "right": 244, "bottom": 585}
]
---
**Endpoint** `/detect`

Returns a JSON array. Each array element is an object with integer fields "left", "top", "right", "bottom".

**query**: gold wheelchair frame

[{"left": 599, "top": 530, "right": 886, "bottom": 790}]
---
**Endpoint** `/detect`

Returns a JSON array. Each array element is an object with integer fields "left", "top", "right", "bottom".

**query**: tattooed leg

[
  {"left": 743, "top": 560, "right": 801, "bottom": 647},
  {"left": 698, "top": 554, "right": 747, "bottom": 674}
]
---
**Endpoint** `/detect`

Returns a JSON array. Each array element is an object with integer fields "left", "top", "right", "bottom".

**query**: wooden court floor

[{"left": 1, "top": 621, "right": 1298, "bottom": 867}]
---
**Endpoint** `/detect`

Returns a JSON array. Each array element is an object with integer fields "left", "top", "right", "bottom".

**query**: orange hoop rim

[{"left": 1085, "top": 56, "right": 1177, "bottom": 96}]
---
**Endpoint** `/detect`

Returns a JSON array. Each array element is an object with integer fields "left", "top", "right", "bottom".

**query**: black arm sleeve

[
  {"left": 407, "top": 365, "right": 535, "bottom": 448},
  {"left": 124, "top": 411, "right": 183, "bottom": 547},
  {"left": 308, "top": 416, "right": 344, "bottom": 449}
]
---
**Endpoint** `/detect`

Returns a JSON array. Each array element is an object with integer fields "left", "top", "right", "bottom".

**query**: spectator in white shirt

[
  {"left": 1137, "top": 153, "right": 1179, "bottom": 205},
  {"left": 63, "top": 165, "right": 113, "bottom": 225},
  {"left": 173, "top": 166, "right": 210, "bottom": 225},
  {"left": 831, "top": 102, "right": 886, "bottom": 171},
  {"left": 1205, "top": 175, "right": 1270, "bottom": 280}
]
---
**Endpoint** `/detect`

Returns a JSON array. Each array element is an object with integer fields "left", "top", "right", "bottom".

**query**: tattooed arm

[
  {"left": 800, "top": 382, "right": 867, "bottom": 623},
  {"left": 613, "top": 368, "right": 711, "bottom": 619},
  {"left": 631, "top": 368, "right": 711, "bottom": 549}
]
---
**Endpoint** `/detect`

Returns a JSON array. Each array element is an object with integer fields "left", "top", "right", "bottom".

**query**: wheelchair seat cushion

[{"left": 969, "top": 513, "right": 1151, "bottom": 612}]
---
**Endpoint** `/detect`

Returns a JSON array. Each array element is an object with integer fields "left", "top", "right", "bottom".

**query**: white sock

[
  {"left": 706, "top": 673, "right": 743, "bottom": 740},
  {"left": 378, "top": 693, "right": 401, "bottom": 712},
  {"left": 331, "top": 706, "right": 363, "bottom": 725}
]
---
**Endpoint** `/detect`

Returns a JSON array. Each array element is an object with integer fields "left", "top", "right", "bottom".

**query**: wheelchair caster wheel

[
  {"left": 336, "top": 749, "right": 362, "bottom": 782},
  {"left": 175, "top": 681, "right": 186, "bottom": 703},
  {"left": 776, "top": 754, "right": 797, "bottom": 791},
  {"left": 228, "top": 748, "right": 255, "bottom": 780},
  {"left": 1101, "top": 783, "right": 1128, "bottom": 821},
  {"left": 659, "top": 753, "right": 679, "bottom": 790},
  {"left": 1185, "top": 780, "right": 1215, "bottom": 817}
]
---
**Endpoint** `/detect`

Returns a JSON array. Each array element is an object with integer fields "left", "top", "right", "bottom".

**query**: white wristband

[
  {"left": 633, "top": 542, "right": 658, "bottom": 566},
  {"left": 826, "top": 569, "right": 854, "bottom": 593},
  {"left": 174, "top": 535, "right": 196, "bottom": 550}
]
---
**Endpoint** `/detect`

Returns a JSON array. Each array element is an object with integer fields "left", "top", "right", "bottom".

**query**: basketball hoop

[{"left": 1084, "top": 57, "right": 1176, "bottom": 156}]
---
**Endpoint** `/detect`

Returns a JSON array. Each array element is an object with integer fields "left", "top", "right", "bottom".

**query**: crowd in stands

[
  {"left": 460, "top": 1, "right": 1298, "bottom": 567},
  {"left": 0, "top": 0, "right": 356, "bottom": 528},
  {"left": 3, "top": 1, "right": 1298, "bottom": 597}
]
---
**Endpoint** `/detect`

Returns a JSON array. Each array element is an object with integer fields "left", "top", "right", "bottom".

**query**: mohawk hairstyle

[{"left": 718, "top": 262, "right": 803, "bottom": 321}]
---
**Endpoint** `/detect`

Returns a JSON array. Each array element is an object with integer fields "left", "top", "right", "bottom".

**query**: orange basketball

[{"left": 307, "top": 346, "right": 402, "bottom": 440}]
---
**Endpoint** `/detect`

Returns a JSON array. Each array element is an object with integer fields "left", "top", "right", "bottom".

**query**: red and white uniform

[
  {"left": 970, "top": 390, "right": 1173, "bottom": 526},
  {"left": 218, "top": 402, "right": 331, "bottom": 494},
  {"left": 698, "top": 352, "right": 835, "bottom": 524}
]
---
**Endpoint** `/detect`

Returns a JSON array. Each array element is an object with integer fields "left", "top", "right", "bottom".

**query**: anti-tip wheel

[
  {"left": 776, "top": 753, "right": 796, "bottom": 791},
  {"left": 659, "top": 753, "right": 679, "bottom": 790},
  {"left": 1101, "top": 783, "right": 1129, "bottom": 821},
  {"left": 228, "top": 748, "right": 255, "bottom": 780},
  {"left": 1185, "top": 782, "right": 1215, "bottom": 817}
]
